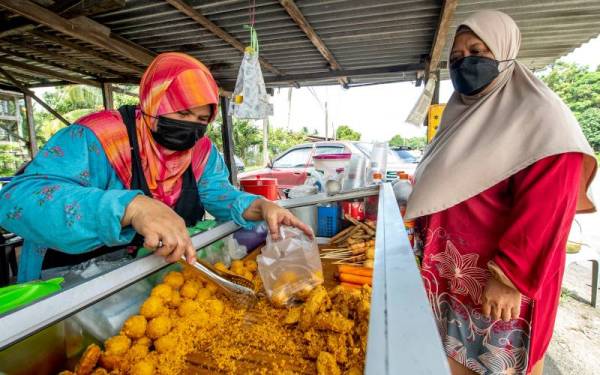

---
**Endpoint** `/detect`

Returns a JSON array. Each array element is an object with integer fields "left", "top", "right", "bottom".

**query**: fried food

[
  {"left": 180, "top": 280, "right": 201, "bottom": 299},
  {"left": 214, "top": 262, "right": 228, "bottom": 272},
  {"left": 146, "top": 315, "right": 172, "bottom": 339},
  {"left": 195, "top": 287, "right": 212, "bottom": 302},
  {"left": 344, "top": 367, "right": 362, "bottom": 375},
  {"left": 163, "top": 271, "right": 184, "bottom": 290},
  {"left": 317, "top": 351, "right": 341, "bottom": 375},
  {"left": 205, "top": 282, "right": 219, "bottom": 294},
  {"left": 104, "top": 335, "right": 131, "bottom": 356},
  {"left": 98, "top": 353, "right": 125, "bottom": 372},
  {"left": 128, "top": 344, "right": 149, "bottom": 361},
  {"left": 140, "top": 296, "right": 164, "bottom": 319},
  {"left": 74, "top": 344, "right": 101, "bottom": 375},
  {"left": 283, "top": 307, "right": 302, "bottom": 325},
  {"left": 178, "top": 299, "right": 198, "bottom": 317},
  {"left": 315, "top": 311, "right": 354, "bottom": 333},
  {"left": 203, "top": 299, "right": 224, "bottom": 316},
  {"left": 150, "top": 283, "right": 173, "bottom": 303},
  {"left": 300, "top": 285, "right": 331, "bottom": 330},
  {"left": 168, "top": 291, "right": 182, "bottom": 308},
  {"left": 90, "top": 369, "right": 108, "bottom": 375},
  {"left": 129, "top": 359, "right": 155, "bottom": 375},
  {"left": 230, "top": 260, "right": 244, "bottom": 272},
  {"left": 243, "top": 259, "right": 258, "bottom": 272},
  {"left": 134, "top": 336, "right": 152, "bottom": 347},
  {"left": 154, "top": 334, "right": 177, "bottom": 354},
  {"left": 122, "top": 315, "right": 147, "bottom": 339}
]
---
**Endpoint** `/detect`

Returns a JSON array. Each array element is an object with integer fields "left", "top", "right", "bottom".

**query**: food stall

[{"left": 0, "top": 184, "right": 449, "bottom": 374}]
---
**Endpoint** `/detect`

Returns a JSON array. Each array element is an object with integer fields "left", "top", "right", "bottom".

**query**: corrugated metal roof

[{"left": 0, "top": 0, "right": 598, "bottom": 90}]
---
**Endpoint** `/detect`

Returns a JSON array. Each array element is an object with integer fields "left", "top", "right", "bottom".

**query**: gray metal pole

[
  {"left": 262, "top": 118, "right": 269, "bottom": 166},
  {"left": 219, "top": 96, "right": 238, "bottom": 186},
  {"left": 24, "top": 95, "right": 37, "bottom": 157}
]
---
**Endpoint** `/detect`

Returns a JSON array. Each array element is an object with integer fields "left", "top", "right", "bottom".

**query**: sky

[{"left": 266, "top": 34, "right": 600, "bottom": 142}]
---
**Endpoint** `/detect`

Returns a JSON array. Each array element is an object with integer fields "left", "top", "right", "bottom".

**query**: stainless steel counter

[{"left": 0, "top": 184, "right": 449, "bottom": 374}]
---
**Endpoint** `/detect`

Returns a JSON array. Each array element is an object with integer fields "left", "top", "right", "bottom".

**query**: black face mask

[
  {"left": 150, "top": 116, "right": 208, "bottom": 151},
  {"left": 450, "top": 56, "right": 502, "bottom": 96}
]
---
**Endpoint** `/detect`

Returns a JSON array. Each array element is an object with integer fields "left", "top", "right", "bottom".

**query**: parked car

[
  {"left": 391, "top": 147, "right": 420, "bottom": 171},
  {"left": 234, "top": 155, "right": 245, "bottom": 173},
  {"left": 238, "top": 141, "right": 417, "bottom": 194}
]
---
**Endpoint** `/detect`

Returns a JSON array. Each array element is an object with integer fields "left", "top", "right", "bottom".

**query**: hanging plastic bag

[
  {"left": 229, "top": 26, "right": 273, "bottom": 119},
  {"left": 257, "top": 226, "right": 324, "bottom": 307}
]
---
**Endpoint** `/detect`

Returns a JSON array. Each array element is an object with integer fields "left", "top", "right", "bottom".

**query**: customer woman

[
  {"left": 406, "top": 10, "right": 597, "bottom": 375},
  {"left": 0, "top": 52, "right": 311, "bottom": 282}
]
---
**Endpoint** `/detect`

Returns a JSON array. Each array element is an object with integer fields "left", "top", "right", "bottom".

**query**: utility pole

[
  {"left": 263, "top": 117, "right": 269, "bottom": 165},
  {"left": 287, "top": 88, "right": 293, "bottom": 129},
  {"left": 324, "top": 101, "right": 329, "bottom": 140}
]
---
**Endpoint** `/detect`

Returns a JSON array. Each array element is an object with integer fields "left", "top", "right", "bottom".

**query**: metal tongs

[{"left": 181, "top": 256, "right": 258, "bottom": 308}]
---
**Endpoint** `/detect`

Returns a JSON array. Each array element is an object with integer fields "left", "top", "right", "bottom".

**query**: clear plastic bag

[{"left": 257, "top": 226, "right": 324, "bottom": 307}]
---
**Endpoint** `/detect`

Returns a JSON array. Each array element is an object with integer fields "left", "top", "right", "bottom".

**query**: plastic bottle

[
  {"left": 392, "top": 172, "right": 412, "bottom": 217},
  {"left": 369, "top": 142, "right": 388, "bottom": 184}
]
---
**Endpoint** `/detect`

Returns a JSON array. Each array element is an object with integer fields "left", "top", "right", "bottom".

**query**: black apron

[{"left": 42, "top": 105, "right": 205, "bottom": 269}]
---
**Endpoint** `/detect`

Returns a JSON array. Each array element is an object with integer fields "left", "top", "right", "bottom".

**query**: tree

[
  {"left": 336, "top": 125, "right": 361, "bottom": 141},
  {"left": 389, "top": 135, "right": 427, "bottom": 149},
  {"left": 541, "top": 62, "right": 600, "bottom": 151}
]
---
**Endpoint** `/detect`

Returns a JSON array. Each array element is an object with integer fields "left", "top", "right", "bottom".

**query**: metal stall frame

[{"left": 0, "top": 184, "right": 449, "bottom": 374}]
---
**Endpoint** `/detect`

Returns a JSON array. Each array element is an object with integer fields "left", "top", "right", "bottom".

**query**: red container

[
  {"left": 240, "top": 177, "right": 279, "bottom": 201},
  {"left": 341, "top": 200, "right": 365, "bottom": 221}
]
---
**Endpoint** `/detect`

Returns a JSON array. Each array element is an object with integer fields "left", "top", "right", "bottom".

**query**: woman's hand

[
  {"left": 243, "top": 199, "right": 314, "bottom": 241},
  {"left": 481, "top": 276, "right": 522, "bottom": 322},
  {"left": 122, "top": 195, "right": 195, "bottom": 263}
]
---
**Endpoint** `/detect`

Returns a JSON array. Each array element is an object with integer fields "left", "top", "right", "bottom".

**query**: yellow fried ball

[
  {"left": 91, "top": 369, "right": 108, "bottom": 375},
  {"left": 195, "top": 287, "right": 212, "bottom": 302},
  {"left": 214, "top": 262, "right": 228, "bottom": 272},
  {"left": 134, "top": 337, "right": 152, "bottom": 347},
  {"left": 182, "top": 266, "right": 201, "bottom": 281},
  {"left": 168, "top": 291, "right": 182, "bottom": 308},
  {"left": 154, "top": 334, "right": 177, "bottom": 354},
  {"left": 150, "top": 284, "right": 173, "bottom": 303},
  {"left": 189, "top": 309, "right": 210, "bottom": 328},
  {"left": 128, "top": 344, "right": 149, "bottom": 361},
  {"left": 243, "top": 259, "right": 258, "bottom": 272},
  {"left": 139, "top": 296, "right": 164, "bottom": 319},
  {"left": 162, "top": 271, "right": 184, "bottom": 290},
  {"left": 99, "top": 353, "right": 126, "bottom": 372},
  {"left": 177, "top": 299, "right": 198, "bottom": 317},
  {"left": 242, "top": 271, "right": 254, "bottom": 281},
  {"left": 203, "top": 299, "right": 225, "bottom": 316},
  {"left": 122, "top": 315, "right": 147, "bottom": 339},
  {"left": 104, "top": 335, "right": 131, "bottom": 356},
  {"left": 146, "top": 315, "right": 172, "bottom": 340},
  {"left": 180, "top": 280, "right": 201, "bottom": 299},
  {"left": 130, "top": 359, "right": 155, "bottom": 375},
  {"left": 205, "top": 282, "right": 218, "bottom": 294}
]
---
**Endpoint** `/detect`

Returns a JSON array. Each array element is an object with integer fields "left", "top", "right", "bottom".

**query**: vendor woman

[
  {"left": 0, "top": 52, "right": 312, "bottom": 282},
  {"left": 406, "top": 10, "right": 597, "bottom": 375}
]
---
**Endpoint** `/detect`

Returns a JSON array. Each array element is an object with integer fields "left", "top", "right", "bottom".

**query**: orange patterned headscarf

[{"left": 78, "top": 52, "right": 219, "bottom": 206}]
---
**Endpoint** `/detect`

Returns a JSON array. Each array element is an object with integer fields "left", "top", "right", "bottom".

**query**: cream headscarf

[{"left": 405, "top": 10, "right": 597, "bottom": 220}]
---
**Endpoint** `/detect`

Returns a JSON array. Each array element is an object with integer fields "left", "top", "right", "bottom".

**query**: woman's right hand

[{"left": 122, "top": 195, "right": 195, "bottom": 263}]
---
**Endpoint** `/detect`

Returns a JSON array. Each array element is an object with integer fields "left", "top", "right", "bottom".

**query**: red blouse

[{"left": 417, "top": 153, "right": 582, "bottom": 374}]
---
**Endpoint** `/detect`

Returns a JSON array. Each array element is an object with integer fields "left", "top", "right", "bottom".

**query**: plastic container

[
  {"left": 288, "top": 185, "right": 319, "bottom": 234},
  {"left": 393, "top": 172, "right": 412, "bottom": 217},
  {"left": 0, "top": 277, "right": 64, "bottom": 315},
  {"left": 233, "top": 222, "right": 269, "bottom": 253},
  {"left": 312, "top": 153, "right": 352, "bottom": 176},
  {"left": 343, "top": 154, "right": 368, "bottom": 191},
  {"left": 240, "top": 177, "right": 279, "bottom": 200},
  {"left": 369, "top": 142, "right": 388, "bottom": 184},
  {"left": 317, "top": 204, "right": 341, "bottom": 237}
]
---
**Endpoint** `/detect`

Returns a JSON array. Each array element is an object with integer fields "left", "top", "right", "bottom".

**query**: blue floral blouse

[{"left": 0, "top": 125, "right": 260, "bottom": 282}]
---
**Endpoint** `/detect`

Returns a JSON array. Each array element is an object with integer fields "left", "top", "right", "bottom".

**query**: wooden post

[
  {"left": 0, "top": 67, "right": 69, "bottom": 125},
  {"left": 219, "top": 96, "right": 237, "bottom": 186},
  {"left": 101, "top": 82, "right": 114, "bottom": 110},
  {"left": 24, "top": 95, "right": 37, "bottom": 157}
]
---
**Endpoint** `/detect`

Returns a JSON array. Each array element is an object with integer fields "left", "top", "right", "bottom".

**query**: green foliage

[
  {"left": 541, "top": 62, "right": 600, "bottom": 151},
  {"left": 0, "top": 144, "right": 25, "bottom": 176},
  {"left": 389, "top": 135, "right": 427, "bottom": 149},
  {"left": 267, "top": 127, "right": 307, "bottom": 157},
  {"left": 336, "top": 125, "right": 361, "bottom": 141}
]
